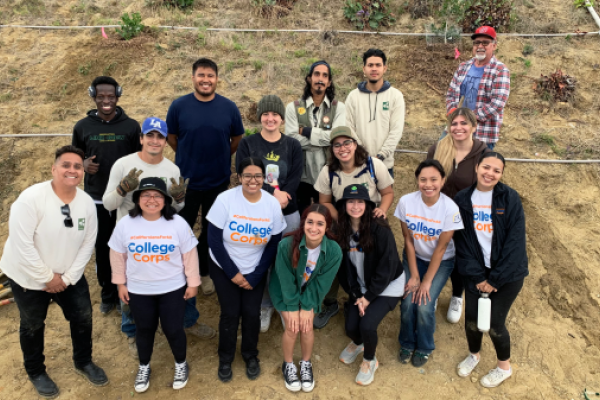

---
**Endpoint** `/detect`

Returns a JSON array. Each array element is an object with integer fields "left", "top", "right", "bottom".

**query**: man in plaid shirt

[{"left": 446, "top": 26, "right": 510, "bottom": 150}]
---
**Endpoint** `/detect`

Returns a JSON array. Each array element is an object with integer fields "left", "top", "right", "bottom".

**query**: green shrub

[
  {"left": 164, "top": 0, "right": 194, "bottom": 8},
  {"left": 343, "top": 0, "right": 396, "bottom": 31},
  {"left": 116, "top": 12, "right": 145, "bottom": 40}
]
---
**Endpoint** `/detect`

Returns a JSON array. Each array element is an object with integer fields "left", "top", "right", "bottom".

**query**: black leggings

[
  {"left": 464, "top": 278, "right": 524, "bottom": 361},
  {"left": 128, "top": 286, "right": 187, "bottom": 365},
  {"left": 209, "top": 258, "right": 267, "bottom": 363},
  {"left": 344, "top": 296, "right": 400, "bottom": 361},
  {"left": 450, "top": 267, "right": 464, "bottom": 297}
]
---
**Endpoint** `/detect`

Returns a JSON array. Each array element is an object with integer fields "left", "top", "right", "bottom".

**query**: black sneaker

[
  {"left": 411, "top": 351, "right": 429, "bottom": 367},
  {"left": 99, "top": 302, "right": 115, "bottom": 315},
  {"left": 245, "top": 357, "right": 261, "bottom": 380},
  {"left": 74, "top": 362, "right": 109, "bottom": 386},
  {"left": 134, "top": 364, "right": 151, "bottom": 393},
  {"left": 299, "top": 360, "right": 315, "bottom": 392},
  {"left": 282, "top": 362, "right": 301, "bottom": 392},
  {"left": 173, "top": 361, "right": 189, "bottom": 389},
  {"left": 313, "top": 302, "right": 339, "bottom": 329},
  {"left": 398, "top": 348, "right": 414, "bottom": 364},
  {"left": 29, "top": 372, "right": 59, "bottom": 399},
  {"left": 218, "top": 362, "right": 232, "bottom": 383}
]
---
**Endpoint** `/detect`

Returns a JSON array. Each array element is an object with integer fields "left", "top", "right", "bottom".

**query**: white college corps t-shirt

[
  {"left": 394, "top": 191, "right": 464, "bottom": 261},
  {"left": 471, "top": 188, "right": 493, "bottom": 268},
  {"left": 108, "top": 214, "right": 198, "bottom": 295},
  {"left": 207, "top": 186, "right": 286, "bottom": 275},
  {"left": 302, "top": 245, "right": 321, "bottom": 287}
]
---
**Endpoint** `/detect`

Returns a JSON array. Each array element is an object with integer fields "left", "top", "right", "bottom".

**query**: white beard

[{"left": 475, "top": 53, "right": 486, "bottom": 61}]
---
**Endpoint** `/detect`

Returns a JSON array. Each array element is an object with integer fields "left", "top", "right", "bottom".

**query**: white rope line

[{"left": 0, "top": 24, "right": 597, "bottom": 37}]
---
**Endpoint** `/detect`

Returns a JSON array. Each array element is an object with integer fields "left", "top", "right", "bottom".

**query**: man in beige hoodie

[{"left": 346, "top": 49, "right": 405, "bottom": 177}]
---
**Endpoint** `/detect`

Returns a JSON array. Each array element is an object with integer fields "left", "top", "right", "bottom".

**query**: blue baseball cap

[{"left": 142, "top": 117, "right": 168, "bottom": 137}]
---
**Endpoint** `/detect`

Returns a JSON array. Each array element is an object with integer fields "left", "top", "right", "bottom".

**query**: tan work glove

[
  {"left": 169, "top": 177, "right": 189, "bottom": 203},
  {"left": 117, "top": 168, "right": 143, "bottom": 197}
]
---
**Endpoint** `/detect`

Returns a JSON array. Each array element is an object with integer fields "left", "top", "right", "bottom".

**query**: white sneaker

[
  {"left": 480, "top": 366, "right": 512, "bottom": 388},
  {"left": 447, "top": 296, "right": 463, "bottom": 324},
  {"left": 172, "top": 361, "right": 189, "bottom": 390},
  {"left": 134, "top": 364, "right": 151, "bottom": 393},
  {"left": 355, "top": 357, "right": 378, "bottom": 386},
  {"left": 339, "top": 341, "right": 364, "bottom": 364},
  {"left": 299, "top": 360, "right": 315, "bottom": 392},
  {"left": 457, "top": 354, "right": 480, "bottom": 377},
  {"left": 260, "top": 307, "right": 275, "bottom": 333}
]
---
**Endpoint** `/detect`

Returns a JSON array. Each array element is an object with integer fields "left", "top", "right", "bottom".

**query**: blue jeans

[
  {"left": 399, "top": 254, "right": 454, "bottom": 354},
  {"left": 121, "top": 297, "right": 199, "bottom": 337}
]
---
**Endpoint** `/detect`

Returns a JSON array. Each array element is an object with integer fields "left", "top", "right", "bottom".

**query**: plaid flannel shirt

[{"left": 446, "top": 56, "right": 510, "bottom": 144}]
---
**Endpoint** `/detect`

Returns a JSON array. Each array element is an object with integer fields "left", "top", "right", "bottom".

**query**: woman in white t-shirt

[
  {"left": 452, "top": 152, "right": 528, "bottom": 388},
  {"left": 206, "top": 157, "right": 286, "bottom": 383},
  {"left": 335, "top": 185, "right": 405, "bottom": 386},
  {"left": 394, "top": 159, "right": 464, "bottom": 368},
  {"left": 109, "top": 177, "right": 200, "bottom": 394}
]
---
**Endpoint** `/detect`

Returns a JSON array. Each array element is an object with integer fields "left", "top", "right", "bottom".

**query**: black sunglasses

[{"left": 61, "top": 205, "right": 73, "bottom": 228}]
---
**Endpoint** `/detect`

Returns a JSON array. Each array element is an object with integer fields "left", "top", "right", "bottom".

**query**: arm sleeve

[
  {"left": 72, "top": 125, "right": 85, "bottom": 153},
  {"left": 102, "top": 160, "right": 125, "bottom": 211},
  {"left": 62, "top": 203, "right": 98, "bottom": 286},
  {"left": 7, "top": 199, "right": 55, "bottom": 285},
  {"left": 301, "top": 245, "right": 343, "bottom": 312},
  {"left": 166, "top": 102, "right": 179, "bottom": 137},
  {"left": 364, "top": 227, "right": 402, "bottom": 302},
  {"left": 379, "top": 92, "right": 405, "bottom": 159},
  {"left": 132, "top": 122, "right": 142, "bottom": 151},
  {"left": 285, "top": 103, "right": 311, "bottom": 149},
  {"left": 476, "top": 66, "right": 511, "bottom": 122},
  {"left": 345, "top": 92, "right": 358, "bottom": 144},
  {"left": 244, "top": 232, "right": 283, "bottom": 288},
  {"left": 207, "top": 223, "right": 240, "bottom": 280},
  {"left": 280, "top": 140, "right": 303, "bottom": 195},
  {"left": 308, "top": 102, "right": 347, "bottom": 147},
  {"left": 313, "top": 166, "right": 332, "bottom": 195},
  {"left": 446, "top": 67, "right": 462, "bottom": 112},
  {"left": 110, "top": 250, "right": 127, "bottom": 285},
  {"left": 454, "top": 228, "right": 487, "bottom": 285},
  {"left": 426, "top": 144, "right": 436, "bottom": 159},
  {"left": 182, "top": 248, "right": 201, "bottom": 288},
  {"left": 230, "top": 104, "right": 245, "bottom": 137},
  {"left": 273, "top": 240, "right": 301, "bottom": 311}
]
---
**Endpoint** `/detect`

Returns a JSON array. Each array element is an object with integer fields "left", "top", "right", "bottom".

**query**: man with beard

[
  {"left": 446, "top": 26, "right": 510, "bottom": 151},
  {"left": 285, "top": 60, "right": 346, "bottom": 215},
  {"left": 72, "top": 76, "right": 141, "bottom": 316},
  {"left": 166, "top": 58, "right": 244, "bottom": 339},
  {"left": 345, "top": 48, "right": 405, "bottom": 178}
]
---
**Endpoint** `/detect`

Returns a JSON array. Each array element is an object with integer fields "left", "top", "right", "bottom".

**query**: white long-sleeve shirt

[
  {"left": 0, "top": 181, "right": 98, "bottom": 290},
  {"left": 102, "top": 153, "right": 184, "bottom": 222}
]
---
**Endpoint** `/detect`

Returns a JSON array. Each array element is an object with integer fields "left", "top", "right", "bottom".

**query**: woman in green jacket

[{"left": 269, "top": 204, "right": 342, "bottom": 393}]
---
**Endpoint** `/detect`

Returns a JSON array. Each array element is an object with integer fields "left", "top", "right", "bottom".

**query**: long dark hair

[
  {"left": 129, "top": 193, "right": 177, "bottom": 221},
  {"left": 335, "top": 200, "right": 390, "bottom": 253},
  {"left": 286, "top": 204, "right": 336, "bottom": 269},
  {"left": 327, "top": 141, "right": 369, "bottom": 172}
]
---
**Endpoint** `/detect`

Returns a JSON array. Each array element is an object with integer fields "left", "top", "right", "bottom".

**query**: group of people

[{"left": 0, "top": 24, "right": 528, "bottom": 399}]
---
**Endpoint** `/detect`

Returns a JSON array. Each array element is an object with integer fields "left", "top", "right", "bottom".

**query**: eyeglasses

[
  {"left": 332, "top": 139, "right": 355, "bottom": 149},
  {"left": 140, "top": 194, "right": 165, "bottom": 200},
  {"left": 61, "top": 204, "right": 73, "bottom": 228},
  {"left": 241, "top": 174, "right": 264, "bottom": 182},
  {"left": 473, "top": 40, "right": 493, "bottom": 47}
]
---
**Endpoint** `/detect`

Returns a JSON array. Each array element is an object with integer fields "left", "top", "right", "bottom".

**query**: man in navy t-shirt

[{"left": 167, "top": 58, "right": 244, "bottom": 309}]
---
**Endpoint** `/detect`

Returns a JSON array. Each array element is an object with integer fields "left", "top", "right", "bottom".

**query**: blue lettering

[
  {"left": 128, "top": 243, "right": 136, "bottom": 252},
  {"left": 160, "top": 244, "right": 168, "bottom": 254},
  {"left": 152, "top": 244, "right": 159, "bottom": 253},
  {"left": 135, "top": 245, "right": 144, "bottom": 253},
  {"left": 168, "top": 245, "right": 175, "bottom": 252}
]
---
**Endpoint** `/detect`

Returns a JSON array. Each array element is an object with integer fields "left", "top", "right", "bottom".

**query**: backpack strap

[
  {"left": 328, "top": 169, "right": 342, "bottom": 202},
  {"left": 353, "top": 156, "right": 378, "bottom": 186}
]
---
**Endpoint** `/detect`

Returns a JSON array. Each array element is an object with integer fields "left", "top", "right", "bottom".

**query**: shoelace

[
  {"left": 135, "top": 365, "right": 150, "bottom": 384},
  {"left": 488, "top": 367, "right": 509, "bottom": 381},
  {"left": 174, "top": 363, "right": 187, "bottom": 381},
  {"left": 462, "top": 355, "right": 479, "bottom": 369},
  {"left": 360, "top": 360, "right": 372, "bottom": 374},
  {"left": 299, "top": 362, "right": 312, "bottom": 381},
  {"left": 285, "top": 364, "right": 299, "bottom": 381},
  {"left": 450, "top": 298, "right": 461, "bottom": 311}
]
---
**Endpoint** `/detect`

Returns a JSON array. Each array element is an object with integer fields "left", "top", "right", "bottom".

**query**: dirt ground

[{"left": 1, "top": 0, "right": 600, "bottom": 399}]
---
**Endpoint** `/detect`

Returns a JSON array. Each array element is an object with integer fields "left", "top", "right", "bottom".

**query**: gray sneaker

[
  {"left": 355, "top": 357, "right": 378, "bottom": 386},
  {"left": 339, "top": 341, "right": 364, "bottom": 364},
  {"left": 313, "top": 303, "right": 339, "bottom": 329},
  {"left": 185, "top": 323, "right": 216, "bottom": 339}
]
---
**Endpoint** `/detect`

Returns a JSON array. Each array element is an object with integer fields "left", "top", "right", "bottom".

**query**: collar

[{"left": 305, "top": 96, "right": 331, "bottom": 109}]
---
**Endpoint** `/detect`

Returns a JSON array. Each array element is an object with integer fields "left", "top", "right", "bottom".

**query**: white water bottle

[{"left": 477, "top": 293, "right": 491, "bottom": 332}]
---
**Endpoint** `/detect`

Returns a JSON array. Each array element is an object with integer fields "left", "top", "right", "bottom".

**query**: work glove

[
  {"left": 169, "top": 177, "right": 189, "bottom": 203},
  {"left": 117, "top": 168, "right": 143, "bottom": 197}
]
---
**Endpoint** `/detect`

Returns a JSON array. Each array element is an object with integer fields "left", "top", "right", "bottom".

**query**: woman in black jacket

[
  {"left": 453, "top": 152, "right": 528, "bottom": 388},
  {"left": 335, "top": 185, "right": 404, "bottom": 386}
]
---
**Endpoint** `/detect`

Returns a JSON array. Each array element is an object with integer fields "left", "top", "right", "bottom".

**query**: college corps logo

[
  {"left": 383, "top": 101, "right": 389, "bottom": 111},
  {"left": 78, "top": 218, "right": 85, "bottom": 230},
  {"left": 298, "top": 107, "right": 306, "bottom": 115}
]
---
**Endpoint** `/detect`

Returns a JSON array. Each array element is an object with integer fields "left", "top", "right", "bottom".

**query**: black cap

[
  {"left": 337, "top": 184, "right": 375, "bottom": 208},
  {"left": 132, "top": 177, "right": 173, "bottom": 205}
]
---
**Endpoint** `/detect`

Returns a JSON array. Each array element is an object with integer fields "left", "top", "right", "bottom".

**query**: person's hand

[
  {"left": 355, "top": 297, "right": 370, "bottom": 317},
  {"left": 184, "top": 286, "right": 198, "bottom": 300},
  {"left": 83, "top": 155, "right": 99, "bottom": 175},
  {"left": 118, "top": 284, "right": 130, "bottom": 304},
  {"left": 403, "top": 275, "right": 421, "bottom": 299},
  {"left": 232, "top": 273, "right": 252, "bottom": 290},
  {"left": 283, "top": 311, "right": 300, "bottom": 334},
  {"left": 476, "top": 280, "right": 497, "bottom": 293},
  {"left": 117, "top": 168, "right": 143, "bottom": 197},
  {"left": 413, "top": 279, "right": 432, "bottom": 306},
  {"left": 169, "top": 177, "right": 189, "bottom": 204},
  {"left": 273, "top": 189, "right": 290, "bottom": 209},
  {"left": 43, "top": 273, "right": 67, "bottom": 293},
  {"left": 299, "top": 309, "right": 314, "bottom": 333},
  {"left": 372, "top": 207, "right": 387, "bottom": 219}
]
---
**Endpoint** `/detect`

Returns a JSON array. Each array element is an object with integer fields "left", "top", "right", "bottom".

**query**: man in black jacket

[{"left": 72, "top": 76, "right": 141, "bottom": 315}]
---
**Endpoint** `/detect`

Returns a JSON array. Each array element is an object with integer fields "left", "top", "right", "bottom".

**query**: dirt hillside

[{"left": 1, "top": 0, "right": 600, "bottom": 399}]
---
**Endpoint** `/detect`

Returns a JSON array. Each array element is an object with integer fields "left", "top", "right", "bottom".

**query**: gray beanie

[{"left": 256, "top": 95, "right": 285, "bottom": 121}]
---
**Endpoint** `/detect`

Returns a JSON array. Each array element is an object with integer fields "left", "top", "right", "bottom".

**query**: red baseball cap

[{"left": 471, "top": 26, "right": 497, "bottom": 40}]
